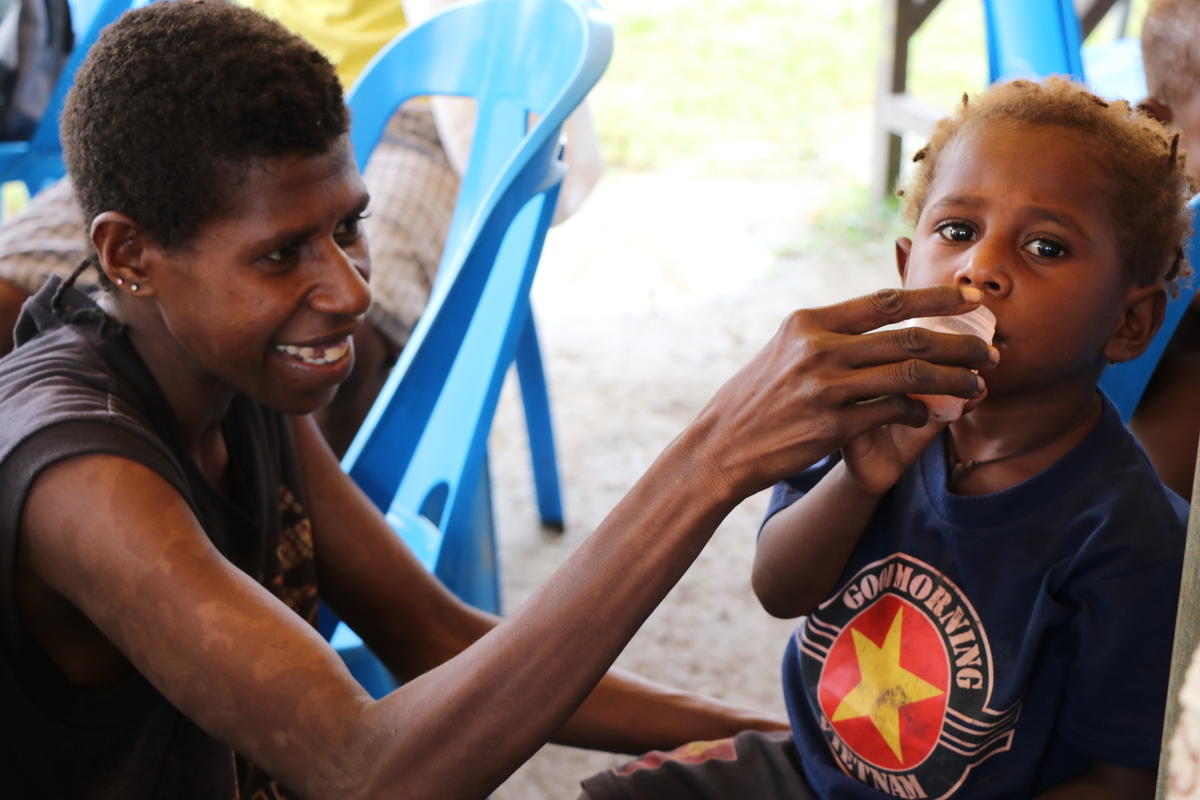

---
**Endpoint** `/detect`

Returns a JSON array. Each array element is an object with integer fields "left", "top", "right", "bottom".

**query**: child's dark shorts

[{"left": 579, "top": 730, "right": 815, "bottom": 799}]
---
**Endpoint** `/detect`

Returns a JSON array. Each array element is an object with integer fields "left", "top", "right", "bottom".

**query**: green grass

[
  {"left": 591, "top": 0, "right": 985, "bottom": 176},
  {"left": 589, "top": 0, "right": 1152, "bottom": 190},
  {"left": 585, "top": 0, "right": 1155, "bottom": 260}
]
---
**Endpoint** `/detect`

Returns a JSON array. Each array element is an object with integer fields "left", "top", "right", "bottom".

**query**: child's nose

[
  {"left": 954, "top": 250, "right": 1011, "bottom": 296},
  {"left": 309, "top": 243, "right": 372, "bottom": 318}
]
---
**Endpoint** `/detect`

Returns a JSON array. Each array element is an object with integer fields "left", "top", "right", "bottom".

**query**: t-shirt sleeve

[
  {"left": 0, "top": 420, "right": 185, "bottom": 580},
  {"left": 761, "top": 453, "right": 840, "bottom": 530},
  {"left": 1056, "top": 556, "right": 1184, "bottom": 770}
]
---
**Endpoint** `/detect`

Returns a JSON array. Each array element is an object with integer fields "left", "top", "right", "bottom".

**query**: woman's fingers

[
  {"left": 842, "top": 325, "right": 995, "bottom": 371},
  {"left": 690, "top": 285, "right": 1002, "bottom": 497},
  {"left": 801, "top": 284, "right": 984, "bottom": 336},
  {"left": 823, "top": 360, "right": 986, "bottom": 407}
]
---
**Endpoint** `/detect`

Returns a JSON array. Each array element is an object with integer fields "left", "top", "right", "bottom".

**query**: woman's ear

[
  {"left": 1104, "top": 283, "right": 1167, "bottom": 364},
  {"left": 895, "top": 237, "right": 913, "bottom": 283},
  {"left": 90, "top": 211, "right": 153, "bottom": 296}
]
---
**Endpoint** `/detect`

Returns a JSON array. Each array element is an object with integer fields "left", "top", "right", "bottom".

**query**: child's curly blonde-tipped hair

[{"left": 898, "top": 77, "right": 1194, "bottom": 294}]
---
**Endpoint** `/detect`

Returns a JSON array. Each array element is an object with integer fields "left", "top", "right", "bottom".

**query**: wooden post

[
  {"left": 1156, "top": 444, "right": 1200, "bottom": 798},
  {"left": 1078, "top": 0, "right": 1126, "bottom": 38},
  {"left": 871, "top": 0, "right": 945, "bottom": 201}
]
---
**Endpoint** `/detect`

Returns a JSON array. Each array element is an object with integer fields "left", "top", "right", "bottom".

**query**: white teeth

[{"left": 276, "top": 339, "right": 350, "bottom": 365}]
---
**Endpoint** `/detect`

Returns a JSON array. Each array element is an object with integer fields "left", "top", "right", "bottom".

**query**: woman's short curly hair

[
  {"left": 898, "top": 77, "right": 1194, "bottom": 294},
  {"left": 61, "top": 0, "right": 349, "bottom": 251}
]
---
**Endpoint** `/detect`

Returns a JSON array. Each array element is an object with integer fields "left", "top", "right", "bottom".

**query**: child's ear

[
  {"left": 90, "top": 211, "right": 154, "bottom": 295},
  {"left": 895, "top": 237, "right": 912, "bottom": 282},
  {"left": 1138, "top": 97, "right": 1174, "bottom": 127},
  {"left": 1104, "top": 283, "right": 1167, "bottom": 364}
]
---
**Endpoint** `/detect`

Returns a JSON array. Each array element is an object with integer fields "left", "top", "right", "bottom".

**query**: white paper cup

[{"left": 903, "top": 305, "right": 996, "bottom": 422}]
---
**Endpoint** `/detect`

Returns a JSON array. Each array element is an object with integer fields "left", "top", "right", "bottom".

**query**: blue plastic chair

[
  {"left": 983, "top": 0, "right": 1146, "bottom": 100},
  {"left": 0, "top": 0, "right": 133, "bottom": 196},
  {"left": 982, "top": 0, "right": 1196, "bottom": 421},
  {"left": 982, "top": 0, "right": 1085, "bottom": 84},
  {"left": 349, "top": 3, "right": 578, "bottom": 538},
  {"left": 322, "top": 0, "right": 612, "bottom": 697}
]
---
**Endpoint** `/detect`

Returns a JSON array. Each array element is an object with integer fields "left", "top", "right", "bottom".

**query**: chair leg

[
  {"left": 436, "top": 456, "right": 503, "bottom": 614},
  {"left": 515, "top": 313, "right": 565, "bottom": 530}
]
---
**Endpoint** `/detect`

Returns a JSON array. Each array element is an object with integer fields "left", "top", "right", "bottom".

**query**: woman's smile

[{"left": 275, "top": 337, "right": 353, "bottom": 366}]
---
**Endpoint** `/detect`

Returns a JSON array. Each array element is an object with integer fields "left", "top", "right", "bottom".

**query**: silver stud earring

[{"left": 130, "top": 283, "right": 140, "bottom": 292}]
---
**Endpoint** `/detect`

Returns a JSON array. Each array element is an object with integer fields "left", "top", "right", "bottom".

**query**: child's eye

[
  {"left": 1023, "top": 238, "right": 1068, "bottom": 259},
  {"left": 935, "top": 221, "right": 977, "bottom": 243}
]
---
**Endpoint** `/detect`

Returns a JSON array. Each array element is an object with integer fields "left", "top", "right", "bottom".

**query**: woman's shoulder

[{"left": 0, "top": 279, "right": 189, "bottom": 499}]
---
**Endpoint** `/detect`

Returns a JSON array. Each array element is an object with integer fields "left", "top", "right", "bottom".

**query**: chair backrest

[
  {"left": 1100, "top": 195, "right": 1200, "bottom": 420},
  {"left": 339, "top": 0, "right": 612, "bottom": 607},
  {"left": 347, "top": 0, "right": 609, "bottom": 280},
  {"left": 982, "top": 0, "right": 1085, "bottom": 83},
  {"left": 0, "top": 0, "right": 132, "bottom": 193}
]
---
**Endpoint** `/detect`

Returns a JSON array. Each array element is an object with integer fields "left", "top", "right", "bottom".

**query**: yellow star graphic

[{"left": 831, "top": 607, "right": 944, "bottom": 763}]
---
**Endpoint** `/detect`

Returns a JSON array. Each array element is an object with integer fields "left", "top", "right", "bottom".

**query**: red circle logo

[{"left": 818, "top": 594, "right": 950, "bottom": 770}]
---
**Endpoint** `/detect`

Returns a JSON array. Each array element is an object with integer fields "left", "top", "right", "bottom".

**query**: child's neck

[{"left": 945, "top": 384, "right": 1103, "bottom": 496}]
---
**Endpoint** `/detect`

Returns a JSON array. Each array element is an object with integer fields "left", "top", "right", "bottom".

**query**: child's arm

[{"left": 753, "top": 416, "right": 946, "bottom": 618}]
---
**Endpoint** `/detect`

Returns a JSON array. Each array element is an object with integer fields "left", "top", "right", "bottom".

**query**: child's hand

[{"left": 842, "top": 416, "right": 946, "bottom": 496}]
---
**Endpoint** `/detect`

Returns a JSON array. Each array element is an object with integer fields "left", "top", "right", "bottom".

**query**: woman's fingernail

[
  {"left": 961, "top": 287, "right": 983, "bottom": 303},
  {"left": 976, "top": 375, "right": 986, "bottom": 393},
  {"left": 988, "top": 346, "right": 1000, "bottom": 365}
]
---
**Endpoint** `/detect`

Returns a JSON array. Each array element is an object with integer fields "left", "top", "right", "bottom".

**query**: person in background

[{"left": 1131, "top": 0, "right": 1200, "bottom": 500}]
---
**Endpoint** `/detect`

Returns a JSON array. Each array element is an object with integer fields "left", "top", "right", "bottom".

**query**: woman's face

[{"left": 139, "top": 137, "right": 373, "bottom": 415}]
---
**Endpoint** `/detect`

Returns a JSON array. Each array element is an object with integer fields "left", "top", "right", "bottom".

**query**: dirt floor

[{"left": 487, "top": 170, "right": 898, "bottom": 798}]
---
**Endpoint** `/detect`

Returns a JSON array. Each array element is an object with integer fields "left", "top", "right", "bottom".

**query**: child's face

[
  {"left": 138, "top": 137, "right": 373, "bottom": 414},
  {"left": 897, "top": 120, "right": 1131, "bottom": 398}
]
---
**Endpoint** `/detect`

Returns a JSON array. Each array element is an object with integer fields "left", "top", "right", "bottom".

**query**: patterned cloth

[{"left": 360, "top": 101, "right": 458, "bottom": 349}]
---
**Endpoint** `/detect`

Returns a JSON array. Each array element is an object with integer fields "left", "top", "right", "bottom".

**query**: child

[
  {"left": 0, "top": 2, "right": 995, "bottom": 797},
  {"left": 1131, "top": 0, "right": 1200, "bottom": 500},
  {"left": 582, "top": 77, "right": 1191, "bottom": 799}
]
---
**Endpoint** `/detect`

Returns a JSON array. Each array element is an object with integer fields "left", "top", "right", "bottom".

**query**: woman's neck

[
  {"left": 945, "top": 382, "right": 1103, "bottom": 496},
  {"left": 117, "top": 302, "right": 235, "bottom": 486}
]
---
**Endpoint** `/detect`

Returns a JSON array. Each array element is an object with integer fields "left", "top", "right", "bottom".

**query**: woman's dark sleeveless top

[{"left": 0, "top": 279, "right": 319, "bottom": 798}]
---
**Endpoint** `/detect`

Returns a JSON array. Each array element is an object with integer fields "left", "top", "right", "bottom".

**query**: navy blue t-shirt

[{"left": 764, "top": 395, "right": 1187, "bottom": 799}]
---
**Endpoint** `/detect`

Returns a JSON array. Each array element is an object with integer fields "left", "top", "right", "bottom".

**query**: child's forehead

[
  {"left": 922, "top": 119, "right": 1119, "bottom": 222},
  {"left": 949, "top": 117, "right": 1095, "bottom": 156},
  {"left": 934, "top": 118, "right": 1111, "bottom": 189}
]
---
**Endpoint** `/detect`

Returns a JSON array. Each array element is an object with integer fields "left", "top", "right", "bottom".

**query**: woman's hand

[{"left": 688, "top": 285, "right": 993, "bottom": 503}]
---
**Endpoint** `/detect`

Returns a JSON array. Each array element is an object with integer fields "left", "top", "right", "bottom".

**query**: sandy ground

[{"left": 486, "top": 170, "right": 898, "bottom": 798}]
